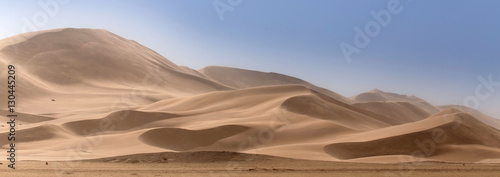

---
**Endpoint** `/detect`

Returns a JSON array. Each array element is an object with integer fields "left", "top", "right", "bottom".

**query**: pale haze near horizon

[{"left": 0, "top": 0, "right": 499, "bottom": 118}]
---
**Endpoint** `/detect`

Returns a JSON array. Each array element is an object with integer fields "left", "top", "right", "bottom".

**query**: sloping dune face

[
  {"left": 1, "top": 28, "right": 500, "bottom": 163},
  {"left": 324, "top": 109, "right": 500, "bottom": 161}
]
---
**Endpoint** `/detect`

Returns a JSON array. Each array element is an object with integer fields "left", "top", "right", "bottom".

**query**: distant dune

[
  {"left": 350, "top": 89, "right": 440, "bottom": 114},
  {"left": 200, "top": 66, "right": 353, "bottom": 104},
  {"left": 352, "top": 101, "right": 432, "bottom": 125},
  {"left": 0, "top": 28, "right": 499, "bottom": 164}
]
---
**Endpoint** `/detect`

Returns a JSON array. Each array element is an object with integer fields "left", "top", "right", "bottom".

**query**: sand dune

[
  {"left": 0, "top": 28, "right": 499, "bottom": 164},
  {"left": 0, "top": 28, "right": 231, "bottom": 114}
]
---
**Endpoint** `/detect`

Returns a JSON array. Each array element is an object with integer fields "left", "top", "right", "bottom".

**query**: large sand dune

[
  {"left": 0, "top": 28, "right": 231, "bottom": 114},
  {"left": 1, "top": 28, "right": 499, "bottom": 164}
]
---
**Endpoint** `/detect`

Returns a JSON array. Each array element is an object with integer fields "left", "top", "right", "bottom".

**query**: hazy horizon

[{"left": 1, "top": 0, "right": 499, "bottom": 118}]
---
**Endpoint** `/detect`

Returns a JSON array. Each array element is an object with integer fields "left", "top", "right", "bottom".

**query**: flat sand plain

[{"left": 0, "top": 160, "right": 498, "bottom": 177}]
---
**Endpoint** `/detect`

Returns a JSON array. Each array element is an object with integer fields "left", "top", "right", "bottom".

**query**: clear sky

[{"left": 1, "top": 0, "right": 499, "bottom": 118}]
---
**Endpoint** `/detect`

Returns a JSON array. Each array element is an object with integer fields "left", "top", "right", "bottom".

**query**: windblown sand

[{"left": 0, "top": 28, "right": 499, "bottom": 176}]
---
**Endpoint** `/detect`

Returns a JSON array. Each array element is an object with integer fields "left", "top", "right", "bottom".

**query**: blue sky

[{"left": 1, "top": 0, "right": 499, "bottom": 118}]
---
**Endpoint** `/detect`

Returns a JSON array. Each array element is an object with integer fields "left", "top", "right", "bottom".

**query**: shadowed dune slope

[
  {"left": 324, "top": 109, "right": 500, "bottom": 161},
  {"left": 138, "top": 125, "right": 250, "bottom": 151},
  {"left": 200, "top": 66, "right": 353, "bottom": 104},
  {"left": 62, "top": 110, "right": 180, "bottom": 135},
  {"left": 0, "top": 110, "right": 55, "bottom": 123},
  {"left": 0, "top": 124, "right": 73, "bottom": 146}
]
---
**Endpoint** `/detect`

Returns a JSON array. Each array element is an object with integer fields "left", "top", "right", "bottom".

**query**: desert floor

[{"left": 0, "top": 160, "right": 498, "bottom": 177}]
